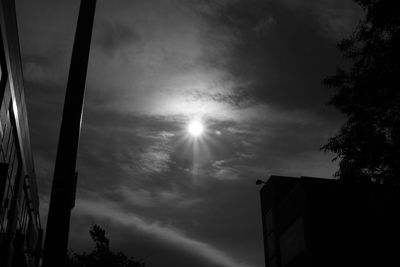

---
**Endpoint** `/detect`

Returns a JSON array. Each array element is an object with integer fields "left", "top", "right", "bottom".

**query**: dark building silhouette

[
  {"left": 259, "top": 176, "right": 400, "bottom": 267},
  {"left": 0, "top": 0, "right": 42, "bottom": 266}
]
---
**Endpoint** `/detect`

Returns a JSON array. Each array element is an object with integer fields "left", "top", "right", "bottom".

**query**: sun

[{"left": 188, "top": 121, "right": 204, "bottom": 137}]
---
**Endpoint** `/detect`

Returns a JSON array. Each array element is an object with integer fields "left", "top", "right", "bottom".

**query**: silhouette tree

[
  {"left": 322, "top": 0, "right": 400, "bottom": 184},
  {"left": 66, "top": 225, "right": 145, "bottom": 267}
]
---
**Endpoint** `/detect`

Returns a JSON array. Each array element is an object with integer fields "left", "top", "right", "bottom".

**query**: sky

[{"left": 16, "top": 0, "right": 362, "bottom": 266}]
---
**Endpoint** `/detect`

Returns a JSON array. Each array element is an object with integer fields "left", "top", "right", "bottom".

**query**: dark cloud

[
  {"left": 199, "top": 0, "right": 361, "bottom": 118},
  {"left": 93, "top": 20, "right": 141, "bottom": 55}
]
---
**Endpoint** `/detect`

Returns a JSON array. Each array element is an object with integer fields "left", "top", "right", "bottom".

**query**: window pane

[
  {"left": 267, "top": 232, "right": 275, "bottom": 258},
  {"left": 266, "top": 209, "right": 274, "bottom": 233},
  {"left": 269, "top": 257, "right": 277, "bottom": 267},
  {"left": 280, "top": 216, "right": 306, "bottom": 266}
]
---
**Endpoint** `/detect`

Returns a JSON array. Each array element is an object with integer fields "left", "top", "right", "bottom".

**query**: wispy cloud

[
  {"left": 277, "top": 0, "right": 362, "bottom": 40},
  {"left": 138, "top": 147, "right": 171, "bottom": 174},
  {"left": 76, "top": 198, "right": 254, "bottom": 267},
  {"left": 212, "top": 159, "right": 240, "bottom": 180},
  {"left": 117, "top": 186, "right": 202, "bottom": 208},
  {"left": 118, "top": 187, "right": 155, "bottom": 207}
]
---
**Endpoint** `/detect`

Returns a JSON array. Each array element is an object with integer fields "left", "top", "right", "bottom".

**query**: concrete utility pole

[{"left": 42, "top": 0, "right": 96, "bottom": 266}]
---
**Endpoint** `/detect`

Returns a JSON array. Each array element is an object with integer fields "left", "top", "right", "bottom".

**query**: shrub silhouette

[{"left": 66, "top": 225, "right": 145, "bottom": 267}]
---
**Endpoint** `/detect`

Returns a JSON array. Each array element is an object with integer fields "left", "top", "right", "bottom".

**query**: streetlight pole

[{"left": 42, "top": 1, "right": 96, "bottom": 266}]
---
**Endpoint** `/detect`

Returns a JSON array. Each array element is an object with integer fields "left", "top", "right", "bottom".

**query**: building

[
  {"left": 259, "top": 176, "right": 400, "bottom": 267},
  {"left": 0, "top": 0, "right": 42, "bottom": 266}
]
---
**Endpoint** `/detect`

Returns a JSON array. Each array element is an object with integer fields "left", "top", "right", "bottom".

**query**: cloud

[
  {"left": 138, "top": 146, "right": 171, "bottom": 174},
  {"left": 94, "top": 19, "right": 140, "bottom": 55},
  {"left": 211, "top": 159, "right": 239, "bottom": 180},
  {"left": 76, "top": 197, "right": 254, "bottom": 267},
  {"left": 117, "top": 185, "right": 202, "bottom": 208},
  {"left": 23, "top": 56, "right": 67, "bottom": 85},
  {"left": 277, "top": 0, "right": 363, "bottom": 40},
  {"left": 195, "top": 0, "right": 361, "bottom": 120},
  {"left": 23, "top": 62, "right": 49, "bottom": 83},
  {"left": 118, "top": 187, "right": 155, "bottom": 207},
  {"left": 252, "top": 15, "right": 276, "bottom": 36}
]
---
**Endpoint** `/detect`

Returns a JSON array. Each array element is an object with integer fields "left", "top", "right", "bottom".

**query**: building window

[
  {"left": 265, "top": 209, "right": 277, "bottom": 266},
  {"left": 279, "top": 216, "right": 306, "bottom": 267},
  {"left": 266, "top": 209, "right": 274, "bottom": 234},
  {"left": 0, "top": 29, "right": 7, "bottom": 102},
  {"left": 267, "top": 232, "right": 275, "bottom": 258},
  {"left": 269, "top": 257, "right": 277, "bottom": 267},
  {"left": 0, "top": 103, "right": 22, "bottom": 234}
]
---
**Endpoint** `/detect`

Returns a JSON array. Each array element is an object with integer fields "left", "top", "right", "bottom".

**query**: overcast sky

[{"left": 16, "top": 0, "right": 362, "bottom": 266}]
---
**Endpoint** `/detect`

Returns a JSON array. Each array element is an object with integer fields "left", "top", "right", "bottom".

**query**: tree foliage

[
  {"left": 66, "top": 225, "right": 145, "bottom": 267},
  {"left": 323, "top": 0, "right": 400, "bottom": 184}
]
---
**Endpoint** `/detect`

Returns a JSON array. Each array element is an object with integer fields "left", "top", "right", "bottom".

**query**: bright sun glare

[{"left": 188, "top": 121, "right": 204, "bottom": 137}]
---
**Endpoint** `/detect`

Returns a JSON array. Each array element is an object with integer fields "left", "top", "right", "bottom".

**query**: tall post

[{"left": 42, "top": 1, "right": 96, "bottom": 266}]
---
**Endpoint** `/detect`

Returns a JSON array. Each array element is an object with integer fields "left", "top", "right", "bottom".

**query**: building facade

[
  {"left": 259, "top": 176, "right": 400, "bottom": 267},
  {"left": 0, "top": 0, "right": 42, "bottom": 266}
]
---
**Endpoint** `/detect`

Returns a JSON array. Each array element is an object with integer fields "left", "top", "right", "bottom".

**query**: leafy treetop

[
  {"left": 322, "top": 0, "right": 400, "bottom": 184},
  {"left": 66, "top": 225, "right": 145, "bottom": 267}
]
